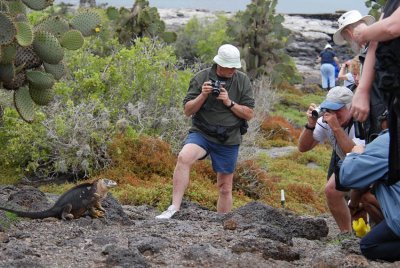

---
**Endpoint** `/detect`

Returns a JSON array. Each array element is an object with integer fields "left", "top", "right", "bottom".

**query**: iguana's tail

[{"left": 0, "top": 206, "right": 58, "bottom": 219}]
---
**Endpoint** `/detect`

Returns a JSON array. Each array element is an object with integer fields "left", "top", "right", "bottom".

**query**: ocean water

[{"left": 54, "top": 0, "right": 370, "bottom": 14}]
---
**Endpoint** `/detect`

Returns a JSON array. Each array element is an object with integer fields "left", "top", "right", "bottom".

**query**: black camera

[
  {"left": 311, "top": 106, "right": 327, "bottom": 118},
  {"left": 353, "top": 121, "right": 365, "bottom": 139},
  {"left": 209, "top": 79, "right": 226, "bottom": 97}
]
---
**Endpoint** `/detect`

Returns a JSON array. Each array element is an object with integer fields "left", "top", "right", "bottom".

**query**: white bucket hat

[
  {"left": 324, "top": 44, "right": 332, "bottom": 50},
  {"left": 213, "top": 44, "right": 241, "bottom": 68},
  {"left": 333, "top": 10, "right": 375, "bottom": 46}
]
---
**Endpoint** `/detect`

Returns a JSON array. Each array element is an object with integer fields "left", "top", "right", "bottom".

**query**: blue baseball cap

[{"left": 320, "top": 86, "right": 353, "bottom": 111}]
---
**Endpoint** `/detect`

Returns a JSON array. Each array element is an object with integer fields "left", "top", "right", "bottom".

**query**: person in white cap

[
  {"left": 316, "top": 44, "right": 340, "bottom": 90},
  {"left": 298, "top": 86, "right": 365, "bottom": 234},
  {"left": 156, "top": 44, "right": 255, "bottom": 219}
]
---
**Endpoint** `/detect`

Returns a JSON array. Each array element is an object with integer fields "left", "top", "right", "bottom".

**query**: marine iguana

[{"left": 0, "top": 178, "right": 117, "bottom": 220}]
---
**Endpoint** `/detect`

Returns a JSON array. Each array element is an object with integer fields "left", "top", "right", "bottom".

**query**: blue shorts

[{"left": 185, "top": 132, "right": 239, "bottom": 174}]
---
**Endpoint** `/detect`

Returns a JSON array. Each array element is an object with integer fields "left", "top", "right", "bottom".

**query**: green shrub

[
  {"left": 0, "top": 108, "right": 49, "bottom": 175},
  {"left": 174, "top": 15, "right": 234, "bottom": 64},
  {"left": 227, "top": 0, "right": 302, "bottom": 84}
]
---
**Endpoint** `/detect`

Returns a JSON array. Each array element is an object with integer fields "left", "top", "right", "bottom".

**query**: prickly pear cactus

[
  {"left": 107, "top": 0, "right": 176, "bottom": 45},
  {"left": 227, "top": 0, "right": 301, "bottom": 84},
  {"left": 0, "top": 1, "right": 100, "bottom": 122}
]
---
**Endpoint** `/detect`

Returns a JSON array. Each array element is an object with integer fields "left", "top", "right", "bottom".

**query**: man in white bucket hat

[
  {"left": 333, "top": 10, "right": 386, "bottom": 144},
  {"left": 333, "top": 10, "right": 375, "bottom": 52},
  {"left": 156, "top": 44, "right": 255, "bottom": 219}
]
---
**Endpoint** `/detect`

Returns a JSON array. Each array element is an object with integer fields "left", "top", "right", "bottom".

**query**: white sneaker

[{"left": 155, "top": 205, "right": 178, "bottom": 219}]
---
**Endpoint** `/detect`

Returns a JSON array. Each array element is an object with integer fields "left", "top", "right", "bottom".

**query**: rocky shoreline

[
  {"left": 159, "top": 8, "right": 353, "bottom": 85},
  {"left": 0, "top": 185, "right": 396, "bottom": 267}
]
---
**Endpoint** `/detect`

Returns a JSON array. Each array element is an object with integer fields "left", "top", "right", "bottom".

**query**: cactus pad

[
  {"left": 106, "top": 7, "right": 119, "bottom": 20},
  {"left": 60, "top": 29, "right": 84, "bottom": 50},
  {"left": 21, "top": 0, "right": 53, "bottom": 11},
  {"left": 15, "top": 21, "right": 33, "bottom": 47},
  {"left": 0, "top": 44, "right": 17, "bottom": 64},
  {"left": 0, "top": 63, "right": 15, "bottom": 83},
  {"left": 35, "top": 16, "right": 69, "bottom": 38},
  {"left": 14, "top": 85, "right": 35, "bottom": 122},
  {"left": 0, "top": 13, "right": 16, "bottom": 45},
  {"left": 29, "top": 85, "right": 54, "bottom": 105},
  {"left": 26, "top": 70, "right": 54, "bottom": 89},
  {"left": 7, "top": 0, "right": 27, "bottom": 16},
  {"left": 15, "top": 45, "right": 42, "bottom": 69},
  {"left": 70, "top": 10, "right": 101, "bottom": 37},
  {"left": 32, "top": 31, "right": 64, "bottom": 64},
  {"left": 3, "top": 70, "right": 26, "bottom": 90},
  {"left": 43, "top": 61, "right": 64, "bottom": 80}
]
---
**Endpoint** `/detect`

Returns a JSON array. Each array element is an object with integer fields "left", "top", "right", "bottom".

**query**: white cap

[
  {"left": 333, "top": 10, "right": 375, "bottom": 46},
  {"left": 324, "top": 44, "right": 332, "bottom": 50},
  {"left": 213, "top": 44, "right": 241, "bottom": 68},
  {"left": 320, "top": 86, "right": 354, "bottom": 110}
]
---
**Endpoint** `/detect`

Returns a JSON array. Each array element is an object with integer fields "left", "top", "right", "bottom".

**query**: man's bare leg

[
  {"left": 172, "top": 143, "right": 207, "bottom": 210},
  {"left": 325, "top": 174, "right": 352, "bottom": 233},
  {"left": 216, "top": 172, "right": 234, "bottom": 213}
]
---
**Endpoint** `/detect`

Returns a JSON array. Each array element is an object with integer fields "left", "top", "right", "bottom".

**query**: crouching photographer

[
  {"left": 298, "top": 86, "right": 365, "bottom": 234},
  {"left": 339, "top": 130, "right": 400, "bottom": 262}
]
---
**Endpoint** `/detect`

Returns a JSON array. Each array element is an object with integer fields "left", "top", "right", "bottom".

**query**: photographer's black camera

[
  {"left": 311, "top": 106, "right": 327, "bottom": 118},
  {"left": 209, "top": 79, "right": 226, "bottom": 97}
]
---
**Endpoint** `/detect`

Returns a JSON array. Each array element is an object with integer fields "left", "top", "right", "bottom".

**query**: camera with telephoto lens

[
  {"left": 311, "top": 106, "right": 327, "bottom": 118},
  {"left": 209, "top": 79, "right": 226, "bottom": 97}
]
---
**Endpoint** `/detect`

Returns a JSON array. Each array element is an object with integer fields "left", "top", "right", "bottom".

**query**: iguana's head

[{"left": 98, "top": 178, "right": 117, "bottom": 189}]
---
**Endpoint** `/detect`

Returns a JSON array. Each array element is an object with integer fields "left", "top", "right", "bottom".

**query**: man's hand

[
  {"left": 201, "top": 81, "right": 213, "bottom": 96},
  {"left": 216, "top": 87, "right": 231, "bottom": 106},
  {"left": 306, "top": 103, "right": 318, "bottom": 127},
  {"left": 350, "top": 88, "right": 370, "bottom": 122},
  {"left": 352, "top": 144, "right": 365, "bottom": 154},
  {"left": 322, "top": 111, "right": 340, "bottom": 130}
]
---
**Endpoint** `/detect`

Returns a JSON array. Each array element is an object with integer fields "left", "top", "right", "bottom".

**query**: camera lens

[
  {"left": 311, "top": 110, "right": 319, "bottom": 118},
  {"left": 212, "top": 88, "right": 220, "bottom": 96}
]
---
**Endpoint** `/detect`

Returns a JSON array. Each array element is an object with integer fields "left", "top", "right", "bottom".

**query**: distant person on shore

[
  {"left": 348, "top": 2, "right": 400, "bottom": 186},
  {"left": 155, "top": 44, "right": 255, "bottom": 219},
  {"left": 333, "top": 10, "right": 386, "bottom": 144},
  {"left": 338, "top": 56, "right": 360, "bottom": 91},
  {"left": 339, "top": 129, "right": 400, "bottom": 262},
  {"left": 316, "top": 44, "right": 340, "bottom": 90},
  {"left": 298, "top": 86, "right": 364, "bottom": 234}
]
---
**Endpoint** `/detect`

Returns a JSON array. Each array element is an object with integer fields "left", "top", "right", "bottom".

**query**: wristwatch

[
  {"left": 228, "top": 101, "right": 235, "bottom": 109},
  {"left": 304, "top": 123, "right": 315, "bottom": 131}
]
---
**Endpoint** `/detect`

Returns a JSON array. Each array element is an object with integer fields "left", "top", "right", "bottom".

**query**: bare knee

[
  {"left": 361, "top": 192, "right": 377, "bottom": 204},
  {"left": 218, "top": 183, "right": 232, "bottom": 197},
  {"left": 176, "top": 152, "right": 195, "bottom": 167},
  {"left": 325, "top": 183, "right": 337, "bottom": 199}
]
